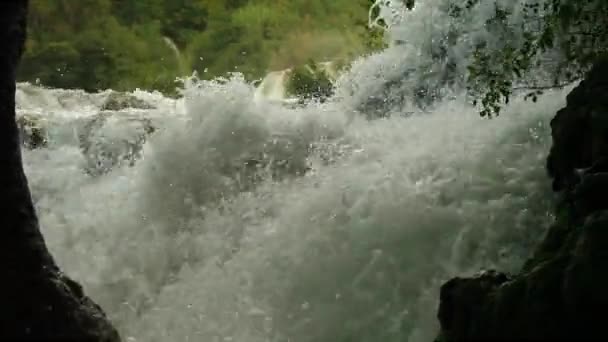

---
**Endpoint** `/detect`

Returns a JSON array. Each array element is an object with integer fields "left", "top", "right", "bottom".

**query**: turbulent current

[{"left": 18, "top": 1, "right": 569, "bottom": 341}]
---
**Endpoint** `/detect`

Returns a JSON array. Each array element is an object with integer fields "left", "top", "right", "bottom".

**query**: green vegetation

[
  {"left": 445, "top": 0, "right": 608, "bottom": 116},
  {"left": 19, "top": 0, "right": 385, "bottom": 94},
  {"left": 285, "top": 60, "right": 335, "bottom": 102}
]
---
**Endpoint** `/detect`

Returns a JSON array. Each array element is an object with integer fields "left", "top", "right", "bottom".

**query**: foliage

[
  {"left": 448, "top": 0, "right": 608, "bottom": 117},
  {"left": 21, "top": 0, "right": 181, "bottom": 94},
  {"left": 19, "top": 0, "right": 386, "bottom": 94}
]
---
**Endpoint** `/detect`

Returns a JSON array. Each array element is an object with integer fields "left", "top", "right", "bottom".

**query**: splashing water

[{"left": 20, "top": 1, "right": 568, "bottom": 341}]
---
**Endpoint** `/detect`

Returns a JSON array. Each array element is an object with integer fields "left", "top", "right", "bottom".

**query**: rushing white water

[{"left": 19, "top": 1, "right": 568, "bottom": 341}]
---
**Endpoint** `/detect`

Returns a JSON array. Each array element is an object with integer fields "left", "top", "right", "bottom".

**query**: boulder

[
  {"left": 16, "top": 112, "right": 48, "bottom": 149},
  {"left": 101, "top": 91, "right": 154, "bottom": 111},
  {"left": 78, "top": 112, "right": 156, "bottom": 176}
]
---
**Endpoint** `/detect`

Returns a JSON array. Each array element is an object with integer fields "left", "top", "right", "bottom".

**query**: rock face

[
  {"left": 0, "top": 1, "right": 120, "bottom": 340},
  {"left": 436, "top": 57, "right": 608, "bottom": 341}
]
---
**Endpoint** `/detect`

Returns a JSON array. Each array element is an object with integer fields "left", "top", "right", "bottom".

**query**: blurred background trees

[{"left": 19, "top": 0, "right": 385, "bottom": 94}]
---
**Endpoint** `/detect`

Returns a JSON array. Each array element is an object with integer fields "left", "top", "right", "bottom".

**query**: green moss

[{"left": 285, "top": 61, "right": 334, "bottom": 102}]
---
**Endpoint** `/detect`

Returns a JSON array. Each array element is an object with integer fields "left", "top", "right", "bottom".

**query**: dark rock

[
  {"left": 285, "top": 62, "right": 335, "bottom": 104},
  {"left": 17, "top": 113, "right": 48, "bottom": 149},
  {"left": 77, "top": 111, "right": 156, "bottom": 176},
  {"left": 0, "top": 1, "right": 120, "bottom": 340},
  {"left": 436, "top": 57, "right": 608, "bottom": 341},
  {"left": 437, "top": 270, "right": 510, "bottom": 341},
  {"left": 101, "top": 91, "right": 154, "bottom": 111},
  {"left": 572, "top": 172, "right": 608, "bottom": 216},
  {"left": 547, "top": 58, "right": 608, "bottom": 192},
  {"left": 561, "top": 212, "right": 608, "bottom": 333}
]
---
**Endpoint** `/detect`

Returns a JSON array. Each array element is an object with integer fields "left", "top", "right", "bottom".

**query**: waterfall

[
  {"left": 163, "top": 36, "right": 188, "bottom": 75},
  {"left": 21, "top": 1, "right": 562, "bottom": 341}
]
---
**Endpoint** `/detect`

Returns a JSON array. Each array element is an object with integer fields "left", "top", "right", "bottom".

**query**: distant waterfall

[
  {"left": 253, "top": 69, "right": 291, "bottom": 103},
  {"left": 163, "top": 36, "right": 188, "bottom": 75}
]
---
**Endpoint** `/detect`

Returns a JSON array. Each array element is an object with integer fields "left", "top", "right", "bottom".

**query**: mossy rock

[
  {"left": 16, "top": 113, "right": 48, "bottom": 149},
  {"left": 285, "top": 61, "right": 335, "bottom": 103},
  {"left": 101, "top": 91, "right": 155, "bottom": 111}
]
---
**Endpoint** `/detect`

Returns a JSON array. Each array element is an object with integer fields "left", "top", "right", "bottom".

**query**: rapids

[{"left": 18, "top": 0, "right": 568, "bottom": 341}]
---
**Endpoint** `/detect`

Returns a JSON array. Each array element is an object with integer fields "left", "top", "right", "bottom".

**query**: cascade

[{"left": 21, "top": 1, "right": 564, "bottom": 341}]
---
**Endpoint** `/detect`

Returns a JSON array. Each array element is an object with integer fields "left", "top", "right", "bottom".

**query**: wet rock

[
  {"left": 101, "top": 91, "right": 154, "bottom": 111},
  {"left": 572, "top": 172, "right": 608, "bottom": 217},
  {"left": 78, "top": 112, "right": 156, "bottom": 176},
  {"left": 437, "top": 270, "right": 510, "bottom": 340},
  {"left": 546, "top": 58, "right": 608, "bottom": 192},
  {"left": 561, "top": 212, "right": 608, "bottom": 333},
  {"left": 436, "top": 57, "right": 608, "bottom": 341},
  {"left": 285, "top": 62, "right": 335, "bottom": 103},
  {"left": 0, "top": 2, "right": 120, "bottom": 340},
  {"left": 16, "top": 112, "right": 48, "bottom": 149}
]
